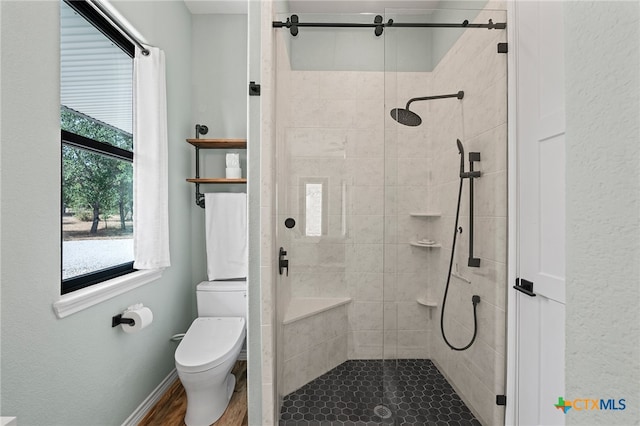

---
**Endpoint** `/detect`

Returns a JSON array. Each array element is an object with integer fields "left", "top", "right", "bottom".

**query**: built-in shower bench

[
  {"left": 281, "top": 297, "right": 352, "bottom": 395},
  {"left": 283, "top": 297, "right": 351, "bottom": 325}
]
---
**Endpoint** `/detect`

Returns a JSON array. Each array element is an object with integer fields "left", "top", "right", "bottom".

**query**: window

[
  {"left": 305, "top": 183, "right": 323, "bottom": 236},
  {"left": 60, "top": 0, "right": 135, "bottom": 294},
  {"left": 300, "top": 178, "right": 329, "bottom": 237}
]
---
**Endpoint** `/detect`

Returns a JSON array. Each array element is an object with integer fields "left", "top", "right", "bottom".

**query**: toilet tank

[{"left": 196, "top": 280, "right": 247, "bottom": 318}]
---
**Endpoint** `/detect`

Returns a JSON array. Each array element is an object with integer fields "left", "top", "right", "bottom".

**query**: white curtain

[{"left": 133, "top": 45, "right": 171, "bottom": 269}]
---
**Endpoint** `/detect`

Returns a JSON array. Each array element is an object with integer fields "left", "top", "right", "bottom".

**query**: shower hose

[{"left": 440, "top": 176, "right": 481, "bottom": 351}]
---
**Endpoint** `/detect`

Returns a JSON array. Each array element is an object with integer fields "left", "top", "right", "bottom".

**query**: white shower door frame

[{"left": 506, "top": 1, "right": 567, "bottom": 425}]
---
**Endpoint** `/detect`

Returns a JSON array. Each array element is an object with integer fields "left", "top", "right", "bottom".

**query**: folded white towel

[{"left": 205, "top": 193, "right": 247, "bottom": 280}]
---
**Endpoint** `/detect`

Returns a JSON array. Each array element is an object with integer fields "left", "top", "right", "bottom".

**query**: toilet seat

[{"left": 175, "top": 317, "right": 246, "bottom": 373}]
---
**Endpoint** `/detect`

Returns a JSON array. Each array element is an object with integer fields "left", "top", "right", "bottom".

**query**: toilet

[{"left": 175, "top": 280, "right": 247, "bottom": 426}]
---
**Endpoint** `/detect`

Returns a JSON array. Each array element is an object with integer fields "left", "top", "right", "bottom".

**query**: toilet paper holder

[{"left": 111, "top": 314, "right": 135, "bottom": 327}]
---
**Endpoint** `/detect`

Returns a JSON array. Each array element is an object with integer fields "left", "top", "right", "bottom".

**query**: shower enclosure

[{"left": 272, "top": 4, "right": 508, "bottom": 424}]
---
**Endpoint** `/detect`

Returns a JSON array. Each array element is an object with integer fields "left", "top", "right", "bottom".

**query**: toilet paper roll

[
  {"left": 226, "top": 167, "right": 242, "bottom": 179},
  {"left": 121, "top": 306, "right": 153, "bottom": 333}
]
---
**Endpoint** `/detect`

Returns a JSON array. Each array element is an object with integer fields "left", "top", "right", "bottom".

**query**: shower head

[
  {"left": 390, "top": 91, "right": 464, "bottom": 127},
  {"left": 390, "top": 108, "right": 422, "bottom": 126}
]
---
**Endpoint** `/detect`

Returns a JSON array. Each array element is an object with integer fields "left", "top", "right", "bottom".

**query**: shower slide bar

[
  {"left": 466, "top": 151, "right": 481, "bottom": 268},
  {"left": 457, "top": 139, "right": 481, "bottom": 268},
  {"left": 273, "top": 15, "right": 506, "bottom": 37}
]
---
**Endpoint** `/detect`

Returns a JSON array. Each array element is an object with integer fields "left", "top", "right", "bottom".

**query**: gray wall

[
  {"left": 189, "top": 14, "right": 248, "bottom": 286},
  {"left": 565, "top": 1, "right": 640, "bottom": 424},
  {"left": 0, "top": 1, "right": 194, "bottom": 424},
  {"left": 192, "top": 14, "right": 248, "bottom": 140}
]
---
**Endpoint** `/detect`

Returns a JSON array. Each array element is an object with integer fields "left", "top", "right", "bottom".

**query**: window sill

[{"left": 53, "top": 269, "right": 163, "bottom": 319}]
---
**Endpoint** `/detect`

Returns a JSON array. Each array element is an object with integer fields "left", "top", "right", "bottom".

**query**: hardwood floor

[{"left": 139, "top": 361, "right": 248, "bottom": 426}]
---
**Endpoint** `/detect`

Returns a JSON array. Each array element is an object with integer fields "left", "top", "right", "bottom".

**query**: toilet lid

[{"left": 175, "top": 317, "right": 246, "bottom": 373}]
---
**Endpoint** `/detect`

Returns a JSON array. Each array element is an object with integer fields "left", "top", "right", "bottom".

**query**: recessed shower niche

[{"left": 272, "top": 3, "right": 508, "bottom": 424}]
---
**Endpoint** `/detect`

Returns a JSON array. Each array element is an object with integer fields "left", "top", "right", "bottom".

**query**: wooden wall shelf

[
  {"left": 186, "top": 138, "right": 247, "bottom": 207},
  {"left": 186, "top": 178, "right": 247, "bottom": 184},
  {"left": 186, "top": 138, "right": 246, "bottom": 149}
]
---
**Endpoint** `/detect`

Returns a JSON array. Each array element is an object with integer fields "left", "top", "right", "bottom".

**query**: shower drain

[{"left": 373, "top": 404, "right": 392, "bottom": 419}]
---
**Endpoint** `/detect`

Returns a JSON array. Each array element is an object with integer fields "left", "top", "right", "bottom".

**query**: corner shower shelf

[
  {"left": 186, "top": 138, "right": 247, "bottom": 207},
  {"left": 416, "top": 298, "right": 437, "bottom": 308},
  {"left": 409, "top": 212, "right": 442, "bottom": 217},
  {"left": 417, "top": 297, "right": 437, "bottom": 319},
  {"left": 410, "top": 240, "right": 442, "bottom": 248}
]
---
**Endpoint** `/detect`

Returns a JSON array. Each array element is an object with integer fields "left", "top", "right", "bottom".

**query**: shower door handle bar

[
  {"left": 513, "top": 278, "right": 536, "bottom": 297},
  {"left": 468, "top": 152, "right": 481, "bottom": 268}
]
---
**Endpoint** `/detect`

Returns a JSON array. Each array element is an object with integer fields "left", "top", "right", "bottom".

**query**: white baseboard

[
  {"left": 238, "top": 349, "right": 247, "bottom": 361},
  {"left": 121, "top": 368, "right": 178, "bottom": 426}
]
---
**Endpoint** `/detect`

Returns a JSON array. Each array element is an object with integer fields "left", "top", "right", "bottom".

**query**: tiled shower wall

[
  {"left": 274, "top": 62, "right": 434, "bottom": 362},
  {"left": 426, "top": 6, "right": 508, "bottom": 426},
  {"left": 384, "top": 71, "right": 436, "bottom": 361}
]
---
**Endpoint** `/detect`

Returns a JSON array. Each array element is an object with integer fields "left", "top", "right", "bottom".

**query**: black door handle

[
  {"left": 279, "top": 247, "right": 289, "bottom": 276},
  {"left": 513, "top": 278, "right": 536, "bottom": 297}
]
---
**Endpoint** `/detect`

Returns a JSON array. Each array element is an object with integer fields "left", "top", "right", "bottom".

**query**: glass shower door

[
  {"left": 274, "top": 4, "right": 508, "bottom": 424},
  {"left": 274, "top": 14, "right": 388, "bottom": 419},
  {"left": 383, "top": 5, "right": 509, "bottom": 425}
]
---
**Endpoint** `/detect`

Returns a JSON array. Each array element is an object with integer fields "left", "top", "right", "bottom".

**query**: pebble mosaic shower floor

[{"left": 279, "top": 359, "right": 482, "bottom": 426}]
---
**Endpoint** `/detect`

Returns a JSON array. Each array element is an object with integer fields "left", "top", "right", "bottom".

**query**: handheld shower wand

[
  {"left": 440, "top": 139, "right": 482, "bottom": 351},
  {"left": 457, "top": 139, "right": 481, "bottom": 179},
  {"left": 457, "top": 139, "right": 465, "bottom": 177}
]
